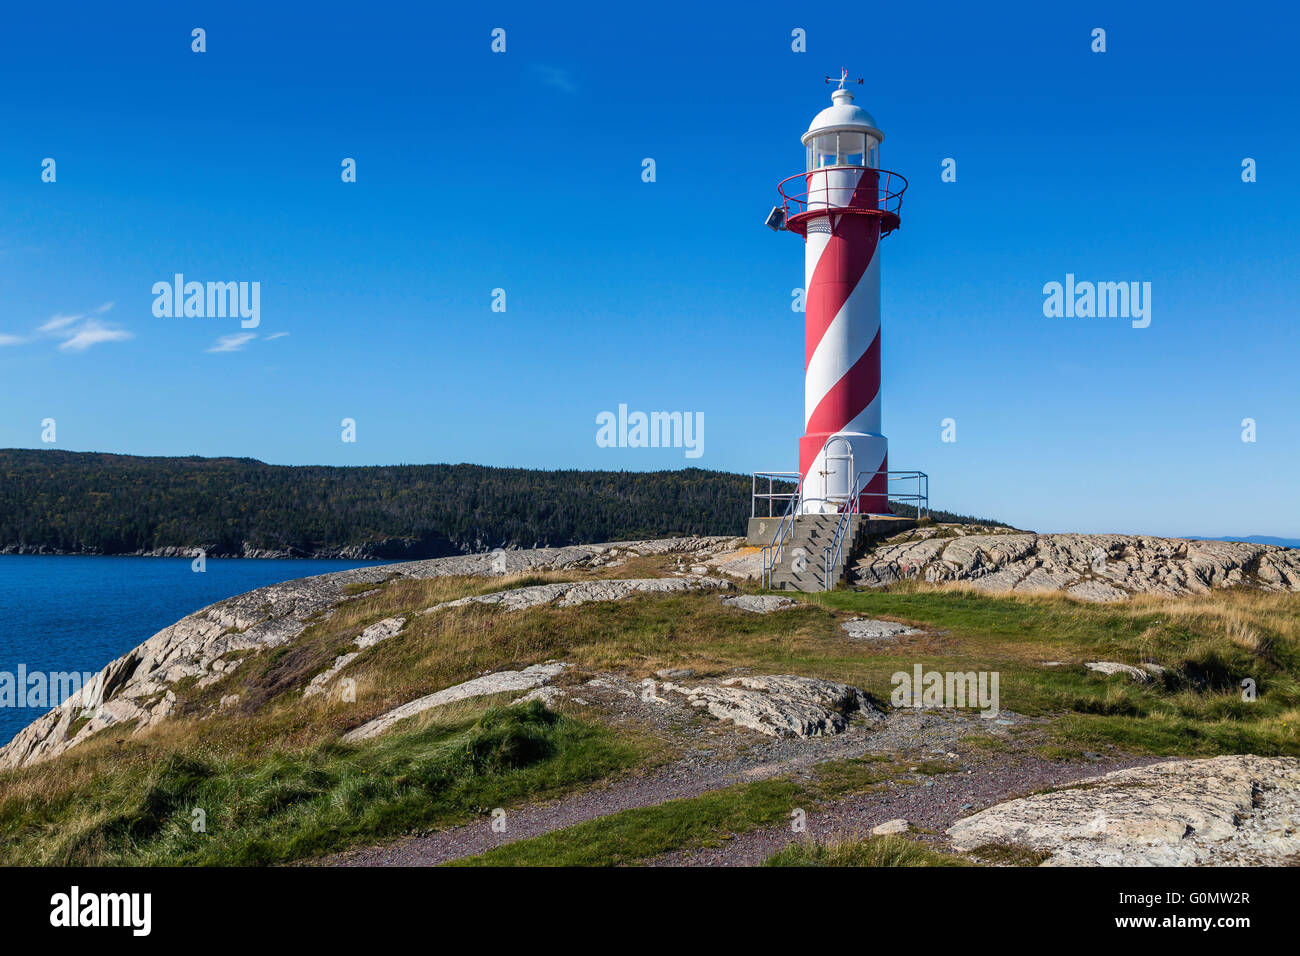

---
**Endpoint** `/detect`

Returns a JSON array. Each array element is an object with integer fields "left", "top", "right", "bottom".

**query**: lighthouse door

[{"left": 822, "top": 437, "right": 855, "bottom": 512}]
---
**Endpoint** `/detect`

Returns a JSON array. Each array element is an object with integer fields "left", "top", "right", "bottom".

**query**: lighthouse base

[{"left": 799, "top": 432, "right": 888, "bottom": 515}]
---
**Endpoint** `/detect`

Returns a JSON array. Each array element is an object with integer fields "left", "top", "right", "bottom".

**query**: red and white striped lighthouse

[{"left": 776, "top": 76, "right": 907, "bottom": 515}]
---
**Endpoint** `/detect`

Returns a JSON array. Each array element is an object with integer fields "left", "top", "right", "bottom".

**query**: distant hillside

[{"left": 0, "top": 450, "right": 1006, "bottom": 558}]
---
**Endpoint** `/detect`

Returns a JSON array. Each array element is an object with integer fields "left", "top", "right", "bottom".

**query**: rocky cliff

[{"left": 0, "top": 537, "right": 741, "bottom": 770}]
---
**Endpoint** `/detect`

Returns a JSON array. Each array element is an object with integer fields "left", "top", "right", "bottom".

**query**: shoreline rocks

[{"left": 0, "top": 537, "right": 740, "bottom": 771}]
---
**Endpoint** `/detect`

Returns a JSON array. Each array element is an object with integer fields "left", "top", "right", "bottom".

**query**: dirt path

[
  {"left": 323, "top": 749, "right": 819, "bottom": 866},
  {"left": 646, "top": 752, "right": 1158, "bottom": 866},
  {"left": 318, "top": 691, "right": 1152, "bottom": 867}
]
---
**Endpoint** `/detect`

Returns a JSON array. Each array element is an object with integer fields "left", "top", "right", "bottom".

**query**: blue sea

[{"left": 0, "top": 556, "right": 389, "bottom": 746}]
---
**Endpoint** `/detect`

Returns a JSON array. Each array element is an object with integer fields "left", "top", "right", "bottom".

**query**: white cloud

[
  {"left": 265, "top": 331, "right": 289, "bottom": 340},
  {"left": 39, "top": 313, "right": 85, "bottom": 332},
  {"left": 206, "top": 332, "right": 257, "bottom": 353},
  {"left": 534, "top": 65, "right": 578, "bottom": 94},
  {"left": 15, "top": 302, "right": 132, "bottom": 351},
  {"left": 58, "top": 319, "right": 134, "bottom": 351}
]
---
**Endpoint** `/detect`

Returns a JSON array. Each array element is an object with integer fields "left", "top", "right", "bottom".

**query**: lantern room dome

[{"left": 803, "top": 89, "right": 883, "bottom": 145}]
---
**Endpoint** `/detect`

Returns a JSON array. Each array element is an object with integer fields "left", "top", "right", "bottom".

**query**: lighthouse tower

[{"left": 776, "top": 76, "right": 907, "bottom": 515}]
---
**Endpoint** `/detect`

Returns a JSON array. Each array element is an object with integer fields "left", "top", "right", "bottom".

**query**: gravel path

[
  {"left": 645, "top": 751, "right": 1160, "bottom": 866},
  {"left": 321, "top": 683, "right": 917, "bottom": 866},
  {"left": 316, "top": 676, "right": 1137, "bottom": 867},
  {"left": 324, "top": 749, "right": 806, "bottom": 866}
]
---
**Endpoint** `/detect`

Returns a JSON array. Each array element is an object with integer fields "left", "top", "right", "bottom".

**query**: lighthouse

[{"left": 773, "top": 75, "right": 907, "bottom": 515}]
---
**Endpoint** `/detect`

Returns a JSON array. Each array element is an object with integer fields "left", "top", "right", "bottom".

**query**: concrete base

[{"left": 746, "top": 514, "right": 916, "bottom": 548}]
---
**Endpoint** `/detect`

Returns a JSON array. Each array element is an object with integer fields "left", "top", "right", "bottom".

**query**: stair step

[{"left": 764, "top": 513, "right": 871, "bottom": 591}]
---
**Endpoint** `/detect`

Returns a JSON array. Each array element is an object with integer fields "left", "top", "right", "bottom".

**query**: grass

[
  {"left": 454, "top": 753, "right": 922, "bottom": 866},
  {"left": 765, "top": 834, "right": 976, "bottom": 867},
  {"left": 965, "top": 842, "right": 1052, "bottom": 866},
  {"left": 802, "top": 587, "right": 1300, "bottom": 756},
  {"left": 3, "top": 563, "right": 1298, "bottom": 865},
  {"left": 0, "top": 702, "right": 646, "bottom": 866},
  {"left": 453, "top": 778, "right": 803, "bottom": 866}
]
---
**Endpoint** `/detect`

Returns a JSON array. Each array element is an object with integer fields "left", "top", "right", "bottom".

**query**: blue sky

[{"left": 1, "top": 1, "right": 1297, "bottom": 538}]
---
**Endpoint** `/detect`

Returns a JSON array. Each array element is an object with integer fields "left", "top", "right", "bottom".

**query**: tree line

[{"left": 0, "top": 450, "right": 1005, "bottom": 557}]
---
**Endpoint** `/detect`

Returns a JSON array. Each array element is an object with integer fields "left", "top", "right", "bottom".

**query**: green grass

[
  {"left": 0, "top": 703, "right": 644, "bottom": 866},
  {"left": 800, "top": 588, "right": 1300, "bottom": 756},
  {"left": 764, "top": 834, "right": 976, "bottom": 867},
  {"left": 454, "top": 753, "right": 913, "bottom": 867},
  {"left": 5, "top": 574, "right": 1299, "bottom": 866},
  {"left": 453, "top": 778, "right": 802, "bottom": 866},
  {"left": 965, "top": 842, "right": 1052, "bottom": 866}
]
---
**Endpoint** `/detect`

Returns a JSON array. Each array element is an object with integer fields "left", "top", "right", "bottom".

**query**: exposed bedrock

[
  {"left": 946, "top": 755, "right": 1300, "bottom": 866},
  {"left": 0, "top": 537, "right": 740, "bottom": 771},
  {"left": 852, "top": 528, "right": 1300, "bottom": 600}
]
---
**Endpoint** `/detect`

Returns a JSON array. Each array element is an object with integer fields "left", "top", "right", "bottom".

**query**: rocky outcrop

[
  {"left": 660, "top": 675, "right": 883, "bottom": 738},
  {"left": 852, "top": 529, "right": 1300, "bottom": 600},
  {"left": 342, "top": 662, "right": 570, "bottom": 742},
  {"left": 304, "top": 616, "right": 407, "bottom": 699},
  {"left": 421, "top": 575, "right": 732, "bottom": 615},
  {"left": 0, "top": 564, "right": 396, "bottom": 770},
  {"left": 841, "top": 618, "right": 922, "bottom": 641},
  {"left": 721, "top": 595, "right": 798, "bottom": 613},
  {"left": 1085, "top": 661, "right": 1164, "bottom": 681},
  {"left": 703, "top": 547, "right": 764, "bottom": 582},
  {"left": 946, "top": 755, "right": 1300, "bottom": 865},
  {"left": 0, "top": 537, "right": 739, "bottom": 771},
  {"left": 872, "top": 818, "right": 910, "bottom": 836}
]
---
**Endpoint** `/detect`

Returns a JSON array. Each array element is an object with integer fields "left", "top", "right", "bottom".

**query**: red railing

[{"left": 777, "top": 166, "right": 908, "bottom": 237}]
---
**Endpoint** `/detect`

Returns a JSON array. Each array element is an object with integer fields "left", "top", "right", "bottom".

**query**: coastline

[{"left": 0, "top": 542, "right": 461, "bottom": 561}]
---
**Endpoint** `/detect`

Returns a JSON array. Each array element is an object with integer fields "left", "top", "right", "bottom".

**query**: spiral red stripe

[
  {"left": 803, "top": 326, "right": 881, "bottom": 436},
  {"left": 803, "top": 217, "right": 879, "bottom": 366}
]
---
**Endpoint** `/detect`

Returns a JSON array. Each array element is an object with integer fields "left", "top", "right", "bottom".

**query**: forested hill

[
  {"left": 0, "top": 451, "right": 753, "bottom": 558},
  {"left": 0, "top": 450, "right": 1006, "bottom": 558}
]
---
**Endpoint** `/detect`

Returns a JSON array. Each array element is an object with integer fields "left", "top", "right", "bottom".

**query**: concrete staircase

[{"left": 768, "top": 514, "right": 863, "bottom": 592}]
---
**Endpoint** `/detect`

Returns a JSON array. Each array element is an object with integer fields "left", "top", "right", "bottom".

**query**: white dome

[{"left": 803, "top": 89, "right": 883, "bottom": 145}]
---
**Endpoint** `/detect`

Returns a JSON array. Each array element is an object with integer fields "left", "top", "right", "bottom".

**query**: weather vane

[{"left": 824, "top": 67, "right": 864, "bottom": 90}]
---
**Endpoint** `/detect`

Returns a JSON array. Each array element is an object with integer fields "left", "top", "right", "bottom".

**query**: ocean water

[{"left": 0, "top": 555, "right": 389, "bottom": 747}]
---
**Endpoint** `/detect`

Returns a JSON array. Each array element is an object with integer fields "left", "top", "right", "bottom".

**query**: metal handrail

[
  {"left": 751, "top": 471, "right": 801, "bottom": 518},
  {"left": 759, "top": 476, "right": 803, "bottom": 590},
  {"left": 822, "top": 471, "right": 867, "bottom": 591},
  {"left": 880, "top": 470, "right": 930, "bottom": 520},
  {"left": 760, "top": 464, "right": 930, "bottom": 591},
  {"left": 822, "top": 470, "right": 930, "bottom": 590}
]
